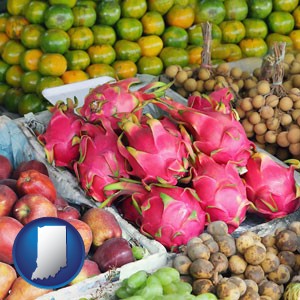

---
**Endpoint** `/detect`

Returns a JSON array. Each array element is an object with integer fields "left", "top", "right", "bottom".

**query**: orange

[
  {"left": 137, "top": 56, "right": 164, "bottom": 76},
  {"left": 226, "top": 43, "right": 243, "bottom": 61},
  {"left": 40, "top": 28, "right": 70, "bottom": 54},
  {"left": 165, "top": 4, "right": 195, "bottom": 29},
  {"left": 86, "top": 63, "right": 116, "bottom": 79},
  {"left": 159, "top": 46, "right": 189, "bottom": 68},
  {"left": 68, "top": 26, "right": 94, "bottom": 50},
  {"left": 87, "top": 44, "right": 116, "bottom": 65},
  {"left": 140, "top": 11, "right": 165, "bottom": 36},
  {"left": 61, "top": 70, "right": 89, "bottom": 84},
  {"left": 293, "top": 6, "right": 300, "bottom": 28},
  {"left": 211, "top": 43, "right": 231, "bottom": 60},
  {"left": 0, "top": 32, "right": 9, "bottom": 53},
  {"left": 121, "top": 0, "right": 147, "bottom": 18},
  {"left": 2, "top": 40, "right": 25, "bottom": 65},
  {"left": 0, "top": 13, "right": 9, "bottom": 32},
  {"left": 5, "top": 15, "right": 29, "bottom": 39},
  {"left": 290, "top": 30, "right": 300, "bottom": 50},
  {"left": 44, "top": 4, "right": 74, "bottom": 31},
  {"left": 265, "top": 33, "right": 293, "bottom": 52},
  {"left": 64, "top": 50, "right": 91, "bottom": 70},
  {"left": 96, "top": 0, "right": 121, "bottom": 26},
  {"left": 0, "top": 59, "right": 9, "bottom": 82},
  {"left": 162, "top": 26, "right": 189, "bottom": 49},
  {"left": 7, "top": 0, "right": 31, "bottom": 16},
  {"left": 3, "top": 88, "right": 24, "bottom": 113},
  {"left": 147, "top": 0, "right": 175, "bottom": 15},
  {"left": 38, "top": 53, "right": 67, "bottom": 76},
  {"left": 91, "top": 24, "right": 116, "bottom": 46},
  {"left": 115, "top": 18, "right": 143, "bottom": 42},
  {"left": 49, "top": 0, "right": 77, "bottom": 8},
  {"left": 137, "top": 35, "right": 163, "bottom": 57},
  {"left": 114, "top": 40, "right": 141, "bottom": 63},
  {"left": 20, "top": 49, "right": 43, "bottom": 71},
  {"left": 187, "top": 45, "right": 203, "bottom": 65},
  {"left": 24, "top": 1, "right": 49, "bottom": 24},
  {"left": 5, "top": 65, "right": 24, "bottom": 88},
  {"left": 219, "top": 20, "right": 246, "bottom": 44},
  {"left": 72, "top": 5, "right": 97, "bottom": 27},
  {"left": 0, "top": 83, "right": 9, "bottom": 105},
  {"left": 112, "top": 60, "right": 137, "bottom": 80},
  {"left": 20, "top": 24, "right": 45, "bottom": 49},
  {"left": 239, "top": 38, "right": 268, "bottom": 57},
  {"left": 21, "top": 71, "right": 42, "bottom": 93},
  {"left": 36, "top": 76, "right": 64, "bottom": 96},
  {"left": 18, "top": 93, "right": 43, "bottom": 116}
]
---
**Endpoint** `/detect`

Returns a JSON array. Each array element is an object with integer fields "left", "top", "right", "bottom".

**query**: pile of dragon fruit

[{"left": 38, "top": 77, "right": 300, "bottom": 251}]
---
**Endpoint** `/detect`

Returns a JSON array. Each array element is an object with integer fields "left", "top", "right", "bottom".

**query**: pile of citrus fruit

[{"left": 1, "top": 0, "right": 300, "bottom": 115}]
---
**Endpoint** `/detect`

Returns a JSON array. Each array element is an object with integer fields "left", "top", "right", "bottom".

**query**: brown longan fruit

[
  {"left": 284, "top": 52, "right": 295, "bottom": 64},
  {"left": 283, "top": 80, "right": 293, "bottom": 91},
  {"left": 288, "top": 88, "right": 300, "bottom": 101},
  {"left": 176, "top": 87, "right": 189, "bottom": 98},
  {"left": 175, "top": 70, "right": 189, "bottom": 85},
  {"left": 204, "top": 79, "right": 216, "bottom": 91},
  {"left": 264, "top": 130, "right": 277, "bottom": 144},
  {"left": 241, "top": 71, "right": 251, "bottom": 80},
  {"left": 255, "top": 134, "right": 265, "bottom": 144},
  {"left": 266, "top": 117, "right": 280, "bottom": 130},
  {"left": 253, "top": 67, "right": 261, "bottom": 78},
  {"left": 239, "top": 97, "right": 253, "bottom": 112},
  {"left": 236, "top": 106, "right": 246, "bottom": 119},
  {"left": 279, "top": 96, "right": 294, "bottom": 111},
  {"left": 248, "top": 111, "right": 261, "bottom": 124},
  {"left": 280, "top": 113, "right": 293, "bottom": 127},
  {"left": 289, "top": 142, "right": 300, "bottom": 156},
  {"left": 277, "top": 131, "right": 290, "bottom": 147},
  {"left": 252, "top": 95, "right": 265, "bottom": 109},
  {"left": 294, "top": 99, "right": 300, "bottom": 109},
  {"left": 215, "top": 62, "right": 230, "bottom": 75},
  {"left": 257, "top": 80, "right": 271, "bottom": 95},
  {"left": 248, "top": 87, "right": 258, "bottom": 98},
  {"left": 230, "top": 67, "right": 243, "bottom": 79},
  {"left": 265, "top": 94, "right": 279, "bottom": 107},
  {"left": 198, "top": 67, "right": 211, "bottom": 81},
  {"left": 165, "top": 65, "right": 181, "bottom": 78},
  {"left": 183, "top": 78, "right": 197, "bottom": 92},
  {"left": 260, "top": 106, "right": 274, "bottom": 119},
  {"left": 287, "top": 127, "right": 300, "bottom": 144},
  {"left": 290, "top": 60, "right": 300, "bottom": 74},
  {"left": 297, "top": 115, "right": 300, "bottom": 126},
  {"left": 196, "top": 80, "right": 204, "bottom": 92},
  {"left": 254, "top": 122, "right": 267, "bottom": 135},
  {"left": 244, "top": 78, "right": 257, "bottom": 90},
  {"left": 292, "top": 74, "right": 300, "bottom": 88}
]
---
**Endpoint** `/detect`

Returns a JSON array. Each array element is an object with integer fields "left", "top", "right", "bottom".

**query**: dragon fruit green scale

[{"left": 242, "top": 151, "right": 300, "bottom": 220}]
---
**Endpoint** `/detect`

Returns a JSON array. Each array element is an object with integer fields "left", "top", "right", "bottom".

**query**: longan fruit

[
  {"left": 230, "top": 67, "right": 243, "bottom": 79},
  {"left": 298, "top": 115, "right": 300, "bottom": 126},
  {"left": 175, "top": 70, "right": 189, "bottom": 85},
  {"left": 289, "top": 142, "right": 300, "bottom": 156},
  {"left": 244, "top": 78, "right": 257, "bottom": 90},
  {"left": 196, "top": 80, "right": 204, "bottom": 92},
  {"left": 242, "top": 118, "right": 254, "bottom": 133},
  {"left": 239, "top": 98, "right": 253, "bottom": 112},
  {"left": 284, "top": 52, "right": 295, "bottom": 65},
  {"left": 198, "top": 68, "right": 211, "bottom": 81},
  {"left": 277, "top": 131, "right": 290, "bottom": 148},
  {"left": 288, "top": 88, "right": 300, "bottom": 101},
  {"left": 231, "top": 83, "right": 239, "bottom": 94},
  {"left": 280, "top": 113, "right": 293, "bottom": 127},
  {"left": 191, "top": 91, "right": 201, "bottom": 97},
  {"left": 294, "top": 99, "right": 300, "bottom": 109},
  {"left": 165, "top": 65, "right": 180, "bottom": 78},
  {"left": 183, "top": 66, "right": 193, "bottom": 78},
  {"left": 264, "top": 130, "right": 277, "bottom": 144},
  {"left": 266, "top": 117, "right": 280, "bottom": 131},
  {"left": 279, "top": 96, "right": 293, "bottom": 111},
  {"left": 215, "top": 62, "right": 230, "bottom": 75},
  {"left": 183, "top": 78, "right": 197, "bottom": 92},
  {"left": 176, "top": 87, "right": 189, "bottom": 98},
  {"left": 236, "top": 106, "right": 246, "bottom": 119},
  {"left": 260, "top": 106, "right": 274, "bottom": 119},
  {"left": 265, "top": 94, "right": 279, "bottom": 108},
  {"left": 283, "top": 80, "right": 293, "bottom": 91},
  {"left": 248, "top": 87, "right": 258, "bottom": 98},
  {"left": 290, "top": 60, "right": 300, "bottom": 74},
  {"left": 204, "top": 79, "right": 216, "bottom": 91},
  {"left": 257, "top": 80, "right": 271, "bottom": 95},
  {"left": 293, "top": 109, "right": 300, "bottom": 121},
  {"left": 248, "top": 111, "right": 261, "bottom": 124},
  {"left": 241, "top": 71, "right": 251, "bottom": 80},
  {"left": 253, "top": 67, "right": 261, "bottom": 78},
  {"left": 292, "top": 74, "right": 300, "bottom": 88},
  {"left": 255, "top": 134, "right": 265, "bottom": 144},
  {"left": 252, "top": 95, "right": 265, "bottom": 109},
  {"left": 254, "top": 122, "right": 267, "bottom": 135},
  {"left": 287, "top": 127, "right": 300, "bottom": 144}
]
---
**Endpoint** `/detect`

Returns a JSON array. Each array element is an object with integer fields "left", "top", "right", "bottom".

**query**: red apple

[
  {"left": 92, "top": 237, "right": 134, "bottom": 272},
  {"left": 69, "top": 259, "right": 101, "bottom": 285},
  {"left": 0, "top": 184, "right": 18, "bottom": 217},
  {"left": 0, "top": 262, "right": 17, "bottom": 299},
  {"left": 67, "top": 218, "right": 93, "bottom": 255},
  {"left": 0, "top": 179, "right": 18, "bottom": 194},
  {"left": 81, "top": 208, "right": 122, "bottom": 248},
  {"left": 5, "top": 276, "right": 52, "bottom": 300},
  {"left": 12, "top": 159, "right": 49, "bottom": 179},
  {"left": 16, "top": 169, "right": 57, "bottom": 203},
  {"left": 0, "top": 216, "right": 23, "bottom": 264},
  {"left": 0, "top": 155, "right": 13, "bottom": 180},
  {"left": 57, "top": 205, "right": 81, "bottom": 220},
  {"left": 53, "top": 196, "right": 69, "bottom": 208},
  {"left": 13, "top": 194, "right": 57, "bottom": 225}
]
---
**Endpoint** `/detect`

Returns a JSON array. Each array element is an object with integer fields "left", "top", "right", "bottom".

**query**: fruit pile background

[{"left": 1, "top": 0, "right": 300, "bottom": 116}]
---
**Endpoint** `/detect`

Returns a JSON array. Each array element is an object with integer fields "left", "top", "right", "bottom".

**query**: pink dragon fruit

[
  {"left": 77, "top": 77, "right": 169, "bottom": 130},
  {"left": 117, "top": 114, "right": 193, "bottom": 185},
  {"left": 138, "top": 184, "right": 206, "bottom": 251},
  {"left": 38, "top": 98, "right": 84, "bottom": 169},
  {"left": 73, "top": 117, "right": 129, "bottom": 204},
  {"left": 242, "top": 151, "right": 300, "bottom": 220},
  {"left": 152, "top": 93, "right": 254, "bottom": 167},
  {"left": 192, "top": 153, "right": 251, "bottom": 233}
]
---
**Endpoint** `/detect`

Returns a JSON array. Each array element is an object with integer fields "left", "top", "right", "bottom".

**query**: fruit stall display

[{"left": 2, "top": 0, "right": 300, "bottom": 115}]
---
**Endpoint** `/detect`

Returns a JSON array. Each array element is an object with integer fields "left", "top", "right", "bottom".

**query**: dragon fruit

[
  {"left": 152, "top": 94, "right": 254, "bottom": 167},
  {"left": 117, "top": 114, "right": 193, "bottom": 185},
  {"left": 138, "top": 184, "right": 206, "bottom": 251},
  {"left": 242, "top": 151, "right": 300, "bottom": 220},
  {"left": 38, "top": 98, "right": 84, "bottom": 169},
  {"left": 73, "top": 117, "right": 129, "bottom": 204},
  {"left": 192, "top": 153, "right": 251, "bottom": 233},
  {"left": 77, "top": 77, "right": 170, "bottom": 130}
]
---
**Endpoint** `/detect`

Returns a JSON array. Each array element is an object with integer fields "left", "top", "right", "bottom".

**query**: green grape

[
  {"left": 131, "top": 246, "right": 145, "bottom": 260},
  {"left": 134, "top": 280, "right": 163, "bottom": 299},
  {"left": 156, "top": 295, "right": 188, "bottom": 300},
  {"left": 176, "top": 280, "right": 193, "bottom": 295},
  {"left": 123, "top": 296, "right": 145, "bottom": 300},
  {"left": 127, "top": 270, "right": 148, "bottom": 290},
  {"left": 152, "top": 267, "right": 180, "bottom": 286},
  {"left": 162, "top": 282, "right": 178, "bottom": 295},
  {"left": 146, "top": 274, "right": 162, "bottom": 286},
  {"left": 195, "top": 293, "right": 218, "bottom": 300},
  {"left": 115, "top": 286, "right": 131, "bottom": 299}
]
